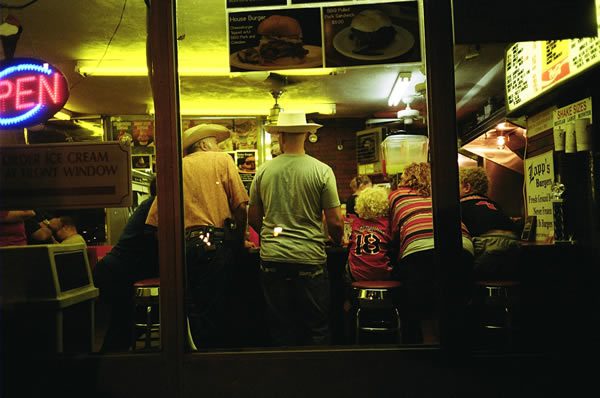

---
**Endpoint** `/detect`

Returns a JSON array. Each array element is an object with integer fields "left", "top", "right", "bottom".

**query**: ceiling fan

[{"left": 396, "top": 82, "right": 426, "bottom": 125}]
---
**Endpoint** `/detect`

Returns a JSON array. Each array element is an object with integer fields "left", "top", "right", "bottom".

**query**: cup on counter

[
  {"left": 343, "top": 218, "right": 353, "bottom": 246},
  {"left": 553, "top": 126, "right": 565, "bottom": 151},
  {"left": 564, "top": 122, "right": 576, "bottom": 153},
  {"left": 575, "top": 118, "right": 591, "bottom": 151}
]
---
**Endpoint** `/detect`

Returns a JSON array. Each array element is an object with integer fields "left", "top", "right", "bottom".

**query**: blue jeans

[
  {"left": 185, "top": 237, "right": 234, "bottom": 349},
  {"left": 260, "top": 260, "right": 331, "bottom": 347}
]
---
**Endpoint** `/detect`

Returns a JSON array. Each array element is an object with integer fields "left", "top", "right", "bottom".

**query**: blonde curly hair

[
  {"left": 458, "top": 167, "right": 489, "bottom": 196},
  {"left": 355, "top": 186, "right": 390, "bottom": 220},
  {"left": 399, "top": 162, "right": 431, "bottom": 196}
]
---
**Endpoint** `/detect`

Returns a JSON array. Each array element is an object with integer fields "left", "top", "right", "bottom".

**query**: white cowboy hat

[
  {"left": 264, "top": 111, "right": 322, "bottom": 134},
  {"left": 182, "top": 123, "right": 230, "bottom": 150}
]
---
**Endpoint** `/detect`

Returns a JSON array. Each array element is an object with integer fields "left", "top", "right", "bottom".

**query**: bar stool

[
  {"left": 352, "top": 280, "right": 402, "bottom": 344},
  {"left": 473, "top": 280, "right": 520, "bottom": 349},
  {"left": 132, "top": 277, "right": 160, "bottom": 350}
]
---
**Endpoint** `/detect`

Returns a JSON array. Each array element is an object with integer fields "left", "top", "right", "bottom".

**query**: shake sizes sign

[{"left": 0, "top": 58, "right": 69, "bottom": 129}]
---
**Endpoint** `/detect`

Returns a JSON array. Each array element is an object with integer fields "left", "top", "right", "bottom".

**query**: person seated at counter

[
  {"left": 343, "top": 186, "right": 393, "bottom": 341},
  {"left": 458, "top": 166, "right": 521, "bottom": 280},
  {"left": 94, "top": 176, "right": 158, "bottom": 352},
  {"left": 0, "top": 210, "right": 36, "bottom": 247},
  {"left": 49, "top": 215, "right": 86, "bottom": 245},
  {"left": 24, "top": 209, "right": 56, "bottom": 245},
  {"left": 346, "top": 175, "right": 372, "bottom": 217},
  {"left": 389, "top": 162, "right": 474, "bottom": 344},
  {"left": 346, "top": 186, "right": 393, "bottom": 282}
]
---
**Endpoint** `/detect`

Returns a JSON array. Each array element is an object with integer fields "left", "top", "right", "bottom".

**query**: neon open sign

[{"left": 0, "top": 58, "right": 69, "bottom": 129}]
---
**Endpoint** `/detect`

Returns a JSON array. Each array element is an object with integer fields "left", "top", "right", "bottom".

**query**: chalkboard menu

[{"left": 506, "top": 34, "right": 600, "bottom": 112}]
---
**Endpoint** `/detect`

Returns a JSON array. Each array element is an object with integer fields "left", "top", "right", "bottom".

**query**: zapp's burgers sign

[{"left": 0, "top": 58, "right": 69, "bottom": 129}]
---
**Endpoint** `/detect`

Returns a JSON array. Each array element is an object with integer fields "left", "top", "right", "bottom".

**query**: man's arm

[
  {"left": 248, "top": 203, "right": 264, "bottom": 235},
  {"left": 232, "top": 202, "right": 248, "bottom": 243},
  {"left": 324, "top": 206, "right": 344, "bottom": 246},
  {"left": 31, "top": 223, "right": 54, "bottom": 243},
  {"left": 0, "top": 210, "right": 36, "bottom": 223}
]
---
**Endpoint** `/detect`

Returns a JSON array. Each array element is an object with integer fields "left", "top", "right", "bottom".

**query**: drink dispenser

[{"left": 381, "top": 134, "right": 429, "bottom": 175}]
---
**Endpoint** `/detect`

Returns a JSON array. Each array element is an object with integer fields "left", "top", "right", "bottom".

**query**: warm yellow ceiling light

[
  {"left": 76, "top": 60, "right": 231, "bottom": 77},
  {"left": 52, "top": 111, "right": 71, "bottom": 120},
  {"left": 76, "top": 60, "right": 342, "bottom": 78},
  {"left": 180, "top": 102, "right": 336, "bottom": 116}
]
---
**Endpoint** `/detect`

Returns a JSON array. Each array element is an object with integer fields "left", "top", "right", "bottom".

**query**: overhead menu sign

[
  {"left": 0, "top": 142, "right": 132, "bottom": 209},
  {"left": 226, "top": 1, "right": 421, "bottom": 71},
  {"left": 506, "top": 20, "right": 600, "bottom": 113},
  {"left": 227, "top": 0, "right": 285, "bottom": 7}
]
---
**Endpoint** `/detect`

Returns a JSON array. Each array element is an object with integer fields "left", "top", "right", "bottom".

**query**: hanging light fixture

[
  {"left": 267, "top": 90, "right": 283, "bottom": 125},
  {"left": 496, "top": 132, "right": 506, "bottom": 149}
]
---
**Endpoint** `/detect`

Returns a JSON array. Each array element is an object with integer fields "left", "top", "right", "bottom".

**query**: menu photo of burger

[{"left": 229, "top": 9, "right": 323, "bottom": 71}]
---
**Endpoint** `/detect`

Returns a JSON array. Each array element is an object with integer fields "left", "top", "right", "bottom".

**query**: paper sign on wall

[{"left": 524, "top": 150, "right": 555, "bottom": 242}]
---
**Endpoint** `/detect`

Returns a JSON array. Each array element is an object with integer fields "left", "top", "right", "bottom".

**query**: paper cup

[
  {"left": 575, "top": 118, "right": 591, "bottom": 151},
  {"left": 553, "top": 127, "right": 565, "bottom": 151},
  {"left": 564, "top": 123, "right": 576, "bottom": 153}
]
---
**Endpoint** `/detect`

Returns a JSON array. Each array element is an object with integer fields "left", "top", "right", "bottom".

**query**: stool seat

[
  {"left": 472, "top": 279, "right": 520, "bottom": 349},
  {"left": 475, "top": 280, "right": 520, "bottom": 288},
  {"left": 352, "top": 279, "right": 402, "bottom": 344},
  {"left": 133, "top": 278, "right": 160, "bottom": 350},
  {"left": 352, "top": 280, "right": 402, "bottom": 289},
  {"left": 134, "top": 277, "right": 160, "bottom": 288},
  {"left": 134, "top": 278, "right": 160, "bottom": 298}
]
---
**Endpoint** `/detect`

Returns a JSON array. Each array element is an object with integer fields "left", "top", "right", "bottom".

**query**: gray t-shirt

[{"left": 249, "top": 153, "right": 340, "bottom": 265}]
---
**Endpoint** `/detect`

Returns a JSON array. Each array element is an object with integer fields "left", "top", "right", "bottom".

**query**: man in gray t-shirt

[{"left": 249, "top": 111, "right": 343, "bottom": 346}]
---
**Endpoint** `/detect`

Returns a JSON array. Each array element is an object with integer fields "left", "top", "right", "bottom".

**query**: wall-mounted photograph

[
  {"left": 323, "top": 1, "right": 421, "bottom": 67},
  {"left": 228, "top": 8, "right": 323, "bottom": 72}
]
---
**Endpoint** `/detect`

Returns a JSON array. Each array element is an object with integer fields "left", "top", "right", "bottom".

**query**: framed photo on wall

[{"left": 132, "top": 155, "right": 152, "bottom": 170}]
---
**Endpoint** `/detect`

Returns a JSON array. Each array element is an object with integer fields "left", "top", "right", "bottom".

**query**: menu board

[
  {"left": 228, "top": 8, "right": 323, "bottom": 72},
  {"left": 506, "top": 29, "right": 600, "bottom": 112},
  {"left": 226, "top": 1, "right": 421, "bottom": 71},
  {"left": 323, "top": 1, "right": 420, "bottom": 67},
  {"left": 227, "top": 0, "right": 285, "bottom": 8},
  {"left": 524, "top": 151, "right": 555, "bottom": 242}
]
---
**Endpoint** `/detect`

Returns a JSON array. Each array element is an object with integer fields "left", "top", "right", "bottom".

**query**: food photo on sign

[
  {"left": 228, "top": 8, "right": 323, "bottom": 72},
  {"left": 323, "top": 1, "right": 421, "bottom": 67}
]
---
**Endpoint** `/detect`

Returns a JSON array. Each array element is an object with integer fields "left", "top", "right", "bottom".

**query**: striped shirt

[{"left": 389, "top": 187, "right": 472, "bottom": 260}]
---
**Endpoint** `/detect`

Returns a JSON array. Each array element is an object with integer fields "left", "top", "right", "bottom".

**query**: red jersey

[{"left": 347, "top": 215, "right": 392, "bottom": 281}]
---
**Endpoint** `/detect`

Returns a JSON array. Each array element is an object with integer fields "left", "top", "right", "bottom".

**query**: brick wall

[{"left": 305, "top": 118, "right": 366, "bottom": 203}]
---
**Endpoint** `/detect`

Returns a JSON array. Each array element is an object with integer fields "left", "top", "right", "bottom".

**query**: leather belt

[{"left": 185, "top": 225, "right": 225, "bottom": 240}]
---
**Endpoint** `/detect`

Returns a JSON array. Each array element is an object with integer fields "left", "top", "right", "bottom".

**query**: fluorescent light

[
  {"left": 52, "top": 110, "right": 71, "bottom": 120},
  {"left": 76, "top": 60, "right": 230, "bottom": 77},
  {"left": 387, "top": 72, "right": 411, "bottom": 107},
  {"left": 456, "top": 59, "right": 503, "bottom": 110},
  {"left": 77, "top": 60, "right": 344, "bottom": 78},
  {"left": 180, "top": 103, "right": 335, "bottom": 116}
]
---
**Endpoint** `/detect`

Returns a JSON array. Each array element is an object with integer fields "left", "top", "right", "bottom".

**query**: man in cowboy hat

[
  {"left": 248, "top": 111, "right": 343, "bottom": 346},
  {"left": 146, "top": 123, "right": 249, "bottom": 348}
]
